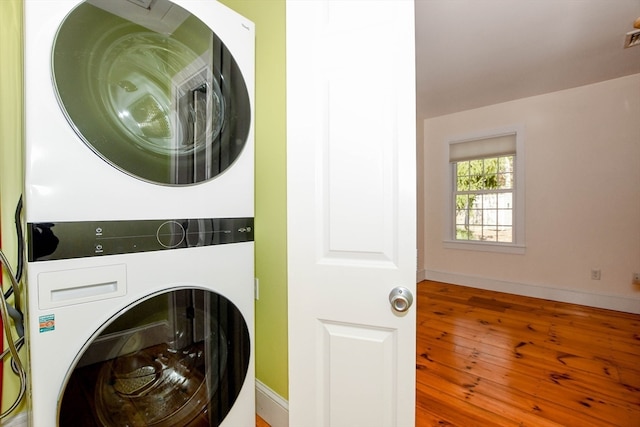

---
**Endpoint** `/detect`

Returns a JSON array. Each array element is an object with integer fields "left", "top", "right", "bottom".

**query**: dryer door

[
  {"left": 58, "top": 288, "right": 250, "bottom": 426},
  {"left": 52, "top": 0, "right": 251, "bottom": 185}
]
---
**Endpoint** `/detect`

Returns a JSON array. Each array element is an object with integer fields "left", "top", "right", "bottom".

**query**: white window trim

[{"left": 443, "top": 125, "right": 525, "bottom": 254}]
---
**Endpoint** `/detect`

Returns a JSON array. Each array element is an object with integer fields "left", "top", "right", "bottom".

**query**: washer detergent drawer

[{"left": 38, "top": 264, "right": 127, "bottom": 309}]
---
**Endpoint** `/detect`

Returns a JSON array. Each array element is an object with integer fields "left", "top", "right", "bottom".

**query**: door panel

[
  {"left": 287, "top": 1, "right": 417, "bottom": 426},
  {"left": 320, "top": 321, "right": 397, "bottom": 426}
]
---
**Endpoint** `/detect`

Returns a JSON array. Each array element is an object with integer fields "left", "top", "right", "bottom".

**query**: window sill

[{"left": 443, "top": 240, "right": 526, "bottom": 254}]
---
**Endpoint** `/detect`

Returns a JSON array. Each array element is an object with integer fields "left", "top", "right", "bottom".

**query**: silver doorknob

[{"left": 389, "top": 287, "right": 413, "bottom": 312}]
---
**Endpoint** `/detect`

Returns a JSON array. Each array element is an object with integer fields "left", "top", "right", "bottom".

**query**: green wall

[
  {"left": 0, "top": 0, "right": 26, "bottom": 415},
  {"left": 218, "top": 0, "right": 288, "bottom": 399},
  {"left": 0, "top": 0, "right": 289, "bottom": 413}
]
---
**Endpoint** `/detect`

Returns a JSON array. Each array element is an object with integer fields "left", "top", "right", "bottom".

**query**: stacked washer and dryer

[{"left": 23, "top": 1, "right": 255, "bottom": 425}]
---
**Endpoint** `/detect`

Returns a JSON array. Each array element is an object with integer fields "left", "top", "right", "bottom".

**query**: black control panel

[{"left": 28, "top": 218, "right": 254, "bottom": 261}]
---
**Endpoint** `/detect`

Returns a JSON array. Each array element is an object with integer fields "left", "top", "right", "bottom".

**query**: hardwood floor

[
  {"left": 256, "top": 280, "right": 639, "bottom": 426},
  {"left": 256, "top": 414, "right": 270, "bottom": 427},
  {"left": 416, "top": 280, "right": 640, "bottom": 427}
]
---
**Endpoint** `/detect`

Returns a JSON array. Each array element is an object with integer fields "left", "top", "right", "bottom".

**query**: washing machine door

[
  {"left": 52, "top": 0, "right": 251, "bottom": 185},
  {"left": 58, "top": 289, "right": 250, "bottom": 426}
]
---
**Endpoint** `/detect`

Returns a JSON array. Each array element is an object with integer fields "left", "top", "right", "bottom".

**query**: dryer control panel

[{"left": 28, "top": 217, "right": 254, "bottom": 261}]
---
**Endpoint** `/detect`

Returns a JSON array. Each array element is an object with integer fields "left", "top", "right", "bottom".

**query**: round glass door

[
  {"left": 59, "top": 289, "right": 250, "bottom": 426},
  {"left": 52, "top": 0, "right": 251, "bottom": 185}
]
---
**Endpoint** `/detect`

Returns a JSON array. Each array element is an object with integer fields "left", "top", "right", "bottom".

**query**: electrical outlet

[
  {"left": 633, "top": 273, "right": 640, "bottom": 285},
  {"left": 590, "top": 269, "right": 601, "bottom": 280}
]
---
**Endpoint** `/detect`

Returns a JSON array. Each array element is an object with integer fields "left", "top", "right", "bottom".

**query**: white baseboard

[
  {"left": 424, "top": 269, "right": 640, "bottom": 314},
  {"left": 256, "top": 380, "right": 289, "bottom": 427}
]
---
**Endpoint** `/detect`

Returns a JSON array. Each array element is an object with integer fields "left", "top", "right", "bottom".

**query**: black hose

[
  {"left": 14, "top": 195, "right": 23, "bottom": 282},
  {"left": 4, "top": 196, "right": 23, "bottom": 300}
]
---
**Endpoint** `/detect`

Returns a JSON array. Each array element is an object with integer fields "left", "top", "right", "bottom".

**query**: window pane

[
  {"left": 482, "top": 226, "right": 498, "bottom": 242},
  {"left": 498, "top": 193, "right": 512, "bottom": 209},
  {"left": 469, "top": 209, "right": 482, "bottom": 225},
  {"left": 497, "top": 226, "right": 512, "bottom": 242},
  {"left": 497, "top": 172, "right": 513, "bottom": 189},
  {"left": 470, "top": 195, "right": 481, "bottom": 209},
  {"left": 468, "top": 226, "right": 482, "bottom": 241},
  {"left": 456, "top": 194, "right": 469, "bottom": 209},
  {"left": 498, "top": 209, "right": 512, "bottom": 226},
  {"left": 498, "top": 156, "right": 513, "bottom": 173},
  {"left": 484, "top": 209, "right": 497, "bottom": 226},
  {"left": 483, "top": 193, "right": 496, "bottom": 208},
  {"left": 482, "top": 158, "right": 495, "bottom": 189},
  {"left": 485, "top": 173, "right": 498, "bottom": 188},
  {"left": 484, "top": 158, "right": 497, "bottom": 173},
  {"left": 457, "top": 161, "right": 470, "bottom": 176},
  {"left": 456, "top": 162, "right": 469, "bottom": 191},
  {"left": 456, "top": 226, "right": 470, "bottom": 240},
  {"left": 497, "top": 157, "right": 514, "bottom": 189},
  {"left": 455, "top": 209, "right": 467, "bottom": 225},
  {"left": 469, "top": 159, "right": 483, "bottom": 173},
  {"left": 469, "top": 159, "right": 483, "bottom": 191},
  {"left": 457, "top": 175, "right": 469, "bottom": 191},
  {"left": 470, "top": 174, "right": 483, "bottom": 189}
]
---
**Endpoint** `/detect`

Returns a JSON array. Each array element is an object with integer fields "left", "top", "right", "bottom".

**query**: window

[
  {"left": 445, "top": 128, "right": 525, "bottom": 253},
  {"left": 455, "top": 156, "right": 514, "bottom": 242}
]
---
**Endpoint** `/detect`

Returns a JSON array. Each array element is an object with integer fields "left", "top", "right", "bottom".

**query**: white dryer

[
  {"left": 24, "top": 0, "right": 254, "bottom": 221},
  {"left": 23, "top": 1, "right": 255, "bottom": 426}
]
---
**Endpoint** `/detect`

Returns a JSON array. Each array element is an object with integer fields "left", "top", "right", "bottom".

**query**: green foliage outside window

[{"left": 455, "top": 156, "right": 514, "bottom": 242}]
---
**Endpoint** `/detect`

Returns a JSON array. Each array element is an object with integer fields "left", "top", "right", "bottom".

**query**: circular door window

[
  {"left": 52, "top": 0, "right": 251, "bottom": 185},
  {"left": 58, "top": 289, "right": 250, "bottom": 426}
]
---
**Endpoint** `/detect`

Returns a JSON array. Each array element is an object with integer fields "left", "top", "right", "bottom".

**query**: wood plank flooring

[
  {"left": 256, "top": 414, "right": 270, "bottom": 427},
  {"left": 416, "top": 280, "right": 640, "bottom": 427},
  {"left": 257, "top": 280, "right": 640, "bottom": 426}
]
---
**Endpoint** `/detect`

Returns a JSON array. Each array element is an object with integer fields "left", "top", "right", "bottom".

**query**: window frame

[{"left": 444, "top": 126, "right": 526, "bottom": 254}]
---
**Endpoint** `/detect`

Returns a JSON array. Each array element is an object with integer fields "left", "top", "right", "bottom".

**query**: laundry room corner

[{"left": 218, "top": 1, "right": 290, "bottom": 422}]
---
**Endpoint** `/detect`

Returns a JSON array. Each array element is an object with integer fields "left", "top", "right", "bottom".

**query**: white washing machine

[
  {"left": 26, "top": 245, "right": 255, "bottom": 427},
  {"left": 23, "top": 1, "right": 255, "bottom": 426}
]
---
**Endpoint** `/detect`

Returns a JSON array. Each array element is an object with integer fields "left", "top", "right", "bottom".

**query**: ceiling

[{"left": 415, "top": 0, "right": 640, "bottom": 119}]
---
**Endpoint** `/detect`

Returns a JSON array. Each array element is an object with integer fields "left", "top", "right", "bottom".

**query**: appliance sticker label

[{"left": 39, "top": 314, "right": 55, "bottom": 333}]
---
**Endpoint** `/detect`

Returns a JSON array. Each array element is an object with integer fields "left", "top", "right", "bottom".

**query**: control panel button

[{"left": 156, "top": 221, "right": 185, "bottom": 249}]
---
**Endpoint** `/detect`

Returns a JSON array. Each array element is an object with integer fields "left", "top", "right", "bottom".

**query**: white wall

[{"left": 421, "top": 73, "right": 640, "bottom": 313}]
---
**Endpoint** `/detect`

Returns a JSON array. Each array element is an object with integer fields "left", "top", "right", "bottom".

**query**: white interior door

[{"left": 286, "top": 1, "right": 417, "bottom": 426}]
